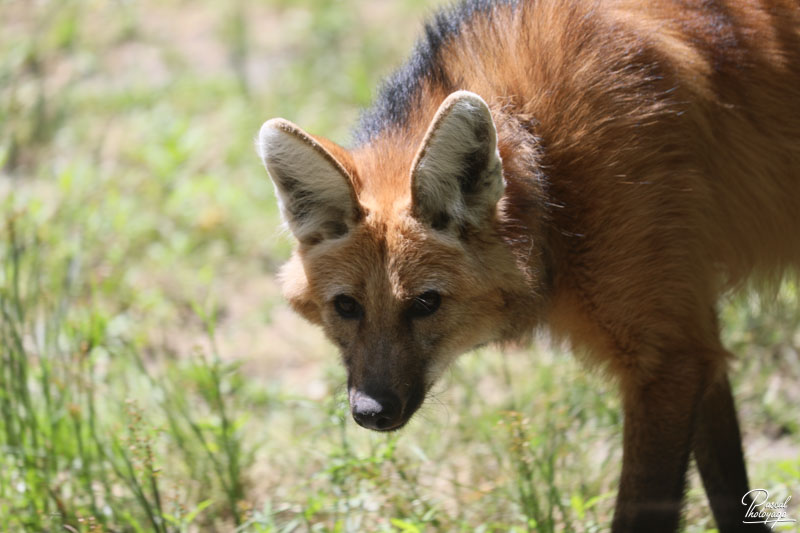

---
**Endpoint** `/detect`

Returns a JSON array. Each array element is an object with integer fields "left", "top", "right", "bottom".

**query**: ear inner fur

[
  {"left": 258, "top": 118, "right": 363, "bottom": 245},
  {"left": 409, "top": 90, "right": 504, "bottom": 232}
]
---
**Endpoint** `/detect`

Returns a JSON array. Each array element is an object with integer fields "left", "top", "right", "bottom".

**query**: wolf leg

[
  {"left": 611, "top": 357, "right": 708, "bottom": 533},
  {"left": 693, "top": 372, "right": 770, "bottom": 532}
]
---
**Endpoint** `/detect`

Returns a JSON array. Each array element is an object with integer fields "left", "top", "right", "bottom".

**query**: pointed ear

[
  {"left": 258, "top": 119, "right": 362, "bottom": 245},
  {"left": 410, "top": 91, "right": 504, "bottom": 232}
]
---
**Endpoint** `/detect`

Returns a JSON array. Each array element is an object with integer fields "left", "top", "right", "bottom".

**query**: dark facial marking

[
  {"left": 430, "top": 211, "right": 452, "bottom": 231},
  {"left": 322, "top": 220, "right": 349, "bottom": 239},
  {"left": 457, "top": 148, "right": 489, "bottom": 194}
]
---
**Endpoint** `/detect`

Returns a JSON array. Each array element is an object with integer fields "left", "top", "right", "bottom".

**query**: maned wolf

[{"left": 256, "top": 0, "right": 800, "bottom": 531}]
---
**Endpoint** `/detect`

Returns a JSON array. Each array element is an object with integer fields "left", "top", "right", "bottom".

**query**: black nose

[{"left": 350, "top": 390, "right": 402, "bottom": 431}]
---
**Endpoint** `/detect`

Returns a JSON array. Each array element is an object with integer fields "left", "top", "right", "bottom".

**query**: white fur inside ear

[
  {"left": 258, "top": 119, "right": 357, "bottom": 244},
  {"left": 411, "top": 91, "right": 504, "bottom": 231}
]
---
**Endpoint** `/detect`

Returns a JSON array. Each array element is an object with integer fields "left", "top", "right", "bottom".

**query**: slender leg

[
  {"left": 611, "top": 361, "right": 707, "bottom": 533},
  {"left": 693, "top": 373, "right": 770, "bottom": 532}
]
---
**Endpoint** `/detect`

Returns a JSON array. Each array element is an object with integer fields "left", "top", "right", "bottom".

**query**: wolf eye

[
  {"left": 333, "top": 295, "right": 363, "bottom": 320},
  {"left": 409, "top": 290, "right": 441, "bottom": 318}
]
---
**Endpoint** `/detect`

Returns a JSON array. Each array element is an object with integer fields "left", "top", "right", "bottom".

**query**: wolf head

[{"left": 258, "top": 91, "right": 536, "bottom": 431}]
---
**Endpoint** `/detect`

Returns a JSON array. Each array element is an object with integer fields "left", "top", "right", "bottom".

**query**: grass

[{"left": 1, "top": 0, "right": 799, "bottom": 531}]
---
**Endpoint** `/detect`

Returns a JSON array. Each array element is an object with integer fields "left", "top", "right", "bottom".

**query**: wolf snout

[{"left": 349, "top": 389, "right": 403, "bottom": 431}]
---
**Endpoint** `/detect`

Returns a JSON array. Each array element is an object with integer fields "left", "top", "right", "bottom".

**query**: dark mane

[{"left": 353, "top": 0, "right": 518, "bottom": 146}]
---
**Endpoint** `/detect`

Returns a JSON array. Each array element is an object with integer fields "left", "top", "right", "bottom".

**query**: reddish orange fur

[{"left": 263, "top": 1, "right": 799, "bottom": 531}]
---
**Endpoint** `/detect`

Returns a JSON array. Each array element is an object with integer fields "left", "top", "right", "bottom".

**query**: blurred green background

[{"left": 1, "top": 0, "right": 798, "bottom": 531}]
